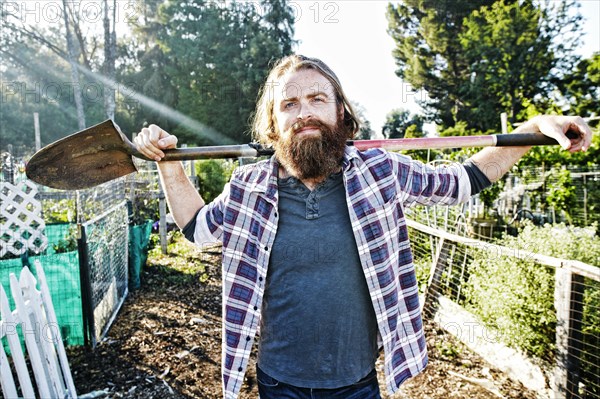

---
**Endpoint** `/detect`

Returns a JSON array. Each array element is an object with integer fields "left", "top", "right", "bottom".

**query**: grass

[{"left": 147, "top": 231, "right": 215, "bottom": 285}]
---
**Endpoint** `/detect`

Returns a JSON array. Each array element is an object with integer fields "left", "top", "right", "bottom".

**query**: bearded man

[{"left": 134, "top": 55, "right": 592, "bottom": 399}]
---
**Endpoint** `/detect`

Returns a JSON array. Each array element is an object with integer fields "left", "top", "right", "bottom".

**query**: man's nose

[{"left": 297, "top": 102, "right": 313, "bottom": 120}]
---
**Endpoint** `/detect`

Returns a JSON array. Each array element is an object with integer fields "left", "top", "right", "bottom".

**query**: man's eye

[
  {"left": 284, "top": 102, "right": 296, "bottom": 108},
  {"left": 313, "top": 97, "right": 324, "bottom": 103}
]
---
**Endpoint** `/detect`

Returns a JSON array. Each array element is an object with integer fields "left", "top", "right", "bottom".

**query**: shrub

[
  {"left": 196, "top": 159, "right": 236, "bottom": 203},
  {"left": 463, "top": 252, "right": 556, "bottom": 359},
  {"left": 52, "top": 225, "right": 78, "bottom": 253},
  {"left": 463, "top": 222, "right": 600, "bottom": 362},
  {"left": 42, "top": 199, "right": 76, "bottom": 223}
]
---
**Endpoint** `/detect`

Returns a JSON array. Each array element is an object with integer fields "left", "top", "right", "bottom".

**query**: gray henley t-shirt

[{"left": 257, "top": 171, "right": 380, "bottom": 389}]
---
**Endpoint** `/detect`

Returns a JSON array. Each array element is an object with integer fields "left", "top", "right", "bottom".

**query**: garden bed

[{"left": 68, "top": 233, "right": 538, "bottom": 398}]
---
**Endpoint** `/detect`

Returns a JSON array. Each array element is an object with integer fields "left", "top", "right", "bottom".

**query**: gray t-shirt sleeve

[
  {"left": 182, "top": 209, "right": 201, "bottom": 242},
  {"left": 463, "top": 159, "right": 493, "bottom": 195}
]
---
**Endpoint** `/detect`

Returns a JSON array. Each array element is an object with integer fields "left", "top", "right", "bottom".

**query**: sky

[{"left": 293, "top": 0, "right": 600, "bottom": 136}]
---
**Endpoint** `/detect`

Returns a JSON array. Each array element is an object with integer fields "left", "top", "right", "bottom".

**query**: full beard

[{"left": 273, "top": 119, "right": 348, "bottom": 181}]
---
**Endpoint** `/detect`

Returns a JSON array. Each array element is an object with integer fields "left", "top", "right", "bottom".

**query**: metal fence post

[
  {"left": 76, "top": 224, "right": 94, "bottom": 348},
  {"left": 554, "top": 265, "right": 585, "bottom": 399}
]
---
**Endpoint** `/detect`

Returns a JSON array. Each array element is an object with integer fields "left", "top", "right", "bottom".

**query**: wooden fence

[{"left": 408, "top": 218, "right": 600, "bottom": 399}]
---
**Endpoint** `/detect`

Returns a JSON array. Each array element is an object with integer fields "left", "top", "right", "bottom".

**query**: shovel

[{"left": 25, "top": 119, "right": 575, "bottom": 190}]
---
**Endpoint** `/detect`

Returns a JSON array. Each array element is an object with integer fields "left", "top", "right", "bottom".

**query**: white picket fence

[{"left": 0, "top": 260, "right": 77, "bottom": 399}]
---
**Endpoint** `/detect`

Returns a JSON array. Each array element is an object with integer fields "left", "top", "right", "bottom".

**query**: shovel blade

[{"left": 26, "top": 120, "right": 138, "bottom": 190}]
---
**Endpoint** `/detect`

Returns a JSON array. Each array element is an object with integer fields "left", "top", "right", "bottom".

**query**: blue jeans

[{"left": 257, "top": 366, "right": 382, "bottom": 399}]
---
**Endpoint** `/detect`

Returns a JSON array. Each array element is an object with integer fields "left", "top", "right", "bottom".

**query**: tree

[
  {"left": 155, "top": 0, "right": 296, "bottom": 145},
  {"left": 381, "top": 109, "right": 424, "bottom": 139},
  {"left": 386, "top": 0, "right": 582, "bottom": 132},
  {"left": 0, "top": 20, "right": 101, "bottom": 152},
  {"left": 557, "top": 52, "right": 600, "bottom": 118},
  {"left": 386, "top": 0, "right": 496, "bottom": 128},
  {"left": 103, "top": 0, "right": 117, "bottom": 120},
  {"left": 62, "top": 0, "right": 86, "bottom": 130},
  {"left": 0, "top": 0, "right": 129, "bottom": 151},
  {"left": 0, "top": 0, "right": 298, "bottom": 151},
  {"left": 351, "top": 102, "right": 375, "bottom": 140},
  {"left": 459, "top": 0, "right": 581, "bottom": 128},
  {"left": 113, "top": 0, "right": 180, "bottom": 136}
]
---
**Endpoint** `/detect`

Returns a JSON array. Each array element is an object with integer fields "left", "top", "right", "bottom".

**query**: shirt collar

[
  {"left": 342, "top": 145, "right": 361, "bottom": 171},
  {"left": 247, "top": 156, "right": 279, "bottom": 202}
]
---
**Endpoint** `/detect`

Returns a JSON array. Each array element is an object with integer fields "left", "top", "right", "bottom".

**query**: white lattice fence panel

[{"left": 0, "top": 181, "right": 47, "bottom": 257}]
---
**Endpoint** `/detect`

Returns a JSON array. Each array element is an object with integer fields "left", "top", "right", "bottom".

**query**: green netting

[
  {"left": 1, "top": 224, "right": 84, "bottom": 355},
  {"left": 128, "top": 220, "right": 154, "bottom": 289}
]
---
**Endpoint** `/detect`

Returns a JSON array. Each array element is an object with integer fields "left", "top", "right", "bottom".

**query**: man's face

[
  {"left": 273, "top": 68, "right": 341, "bottom": 138},
  {"left": 271, "top": 68, "right": 347, "bottom": 180}
]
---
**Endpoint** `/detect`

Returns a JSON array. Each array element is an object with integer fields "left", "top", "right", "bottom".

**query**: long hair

[{"left": 251, "top": 55, "right": 360, "bottom": 145}]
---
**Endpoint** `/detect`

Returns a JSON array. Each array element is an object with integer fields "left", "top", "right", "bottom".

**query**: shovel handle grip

[{"left": 495, "top": 131, "right": 579, "bottom": 146}]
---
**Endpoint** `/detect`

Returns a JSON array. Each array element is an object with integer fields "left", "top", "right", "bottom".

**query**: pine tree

[{"left": 386, "top": 0, "right": 582, "bottom": 132}]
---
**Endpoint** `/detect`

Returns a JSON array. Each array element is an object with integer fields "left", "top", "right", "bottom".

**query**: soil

[{"left": 67, "top": 233, "right": 539, "bottom": 399}]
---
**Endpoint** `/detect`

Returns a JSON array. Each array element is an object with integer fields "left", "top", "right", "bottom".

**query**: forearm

[
  {"left": 157, "top": 161, "right": 205, "bottom": 228},
  {"left": 468, "top": 123, "right": 534, "bottom": 182},
  {"left": 468, "top": 145, "right": 530, "bottom": 182}
]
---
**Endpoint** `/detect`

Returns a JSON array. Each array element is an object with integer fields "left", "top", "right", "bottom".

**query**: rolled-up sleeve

[
  {"left": 391, "top": 154, "right": 471, "bottom": 207},
  {"left": 191, "top": 182, "right": 230, "bottom": 245}
]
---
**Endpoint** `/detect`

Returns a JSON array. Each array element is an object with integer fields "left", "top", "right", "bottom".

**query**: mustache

[{"left": 290, "top": 119, "right": 330, "bottom": 134}]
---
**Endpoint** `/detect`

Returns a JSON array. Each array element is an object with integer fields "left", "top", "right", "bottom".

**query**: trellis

[{"left": 0, "top": 181, "right": 47, "bottom": 257}]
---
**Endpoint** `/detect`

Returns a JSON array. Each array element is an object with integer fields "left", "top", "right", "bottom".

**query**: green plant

[
  {"left": 464, "top": 253, "right": 556, "bottom": 359},
  {"left": 130, "top": 195, "right": 159, "bottom": 225},
  {"left": 545, "top": 168, "right": 576, "bottom": 223},
  {"left": 435, "top": 340, "right": 461, "bottom": 361},
  {"left": 413, "top": 259, "right": 431, "bottom": 294},
  {"left": 478, "top": 179, "right": 505, "bottom": 213},
  {"left": 196, "top": 159, "right": 236, "bottom": 203},
  {"left": 52, "top": 225, "right": 78, "bottom": 253},
  {"left": 147, "top": 230, "right": 209, "bottom": 285},
  {"left": 42, "top": 199, "right": 76, "bottom": 223},
  {"left": 463, "top": 222, "right": 600, "bottom": 363},
  {"left": 582, "top": 283, "right": 600, "bottom": 398}
]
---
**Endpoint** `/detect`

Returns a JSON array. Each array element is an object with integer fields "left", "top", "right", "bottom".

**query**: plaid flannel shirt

[{"left": 191, "top": 146, "right": 471, "bottom": 399}]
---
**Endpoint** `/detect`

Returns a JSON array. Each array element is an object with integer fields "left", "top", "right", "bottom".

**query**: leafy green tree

[
  {"left": 386, "top": 0, "right": 496, "bottom": 127},
  {"left": 0, "top": 1, "right": 135, "bottom": 151},
  {"left": 459, "top": 0, "right": 581, "bottom": 128},
  {"left": 387, "top": 0, "right": 582, "bottom": 131},
  {"left": 382, "top": 109, "right": 424, "bottom": 139},
  {"left": 196, "top": 159, "right": 236, "bottom": 203},
  {"left": 0, "top": 26, "right": 106, "bottom": 153},
  {"left": 557, "top": 52, "right": 600, "bottom": 118},
  {"left": 155, "top": 0, "right": 296, "bottom": 145}
]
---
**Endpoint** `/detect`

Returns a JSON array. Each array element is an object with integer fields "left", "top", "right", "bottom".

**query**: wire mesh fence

[
  {"left": 79, "top": 200, "right": 129, "bottom": 346},
  {"left": 500, "top": 165, "right": 600, "bottom": 229},
  {"left": 1, "top": 142, "right": 197, "bottom": 349},
  {"left": 407, "top": 214, "right": 600, "bottom": 399},
  {"left": 1, "top": 152, "right": 133, "bottom": 349}
]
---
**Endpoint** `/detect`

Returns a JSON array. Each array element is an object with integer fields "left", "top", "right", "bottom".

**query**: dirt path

[{"left": 68, "top": 233, "right": 538, "bottom": 398}]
